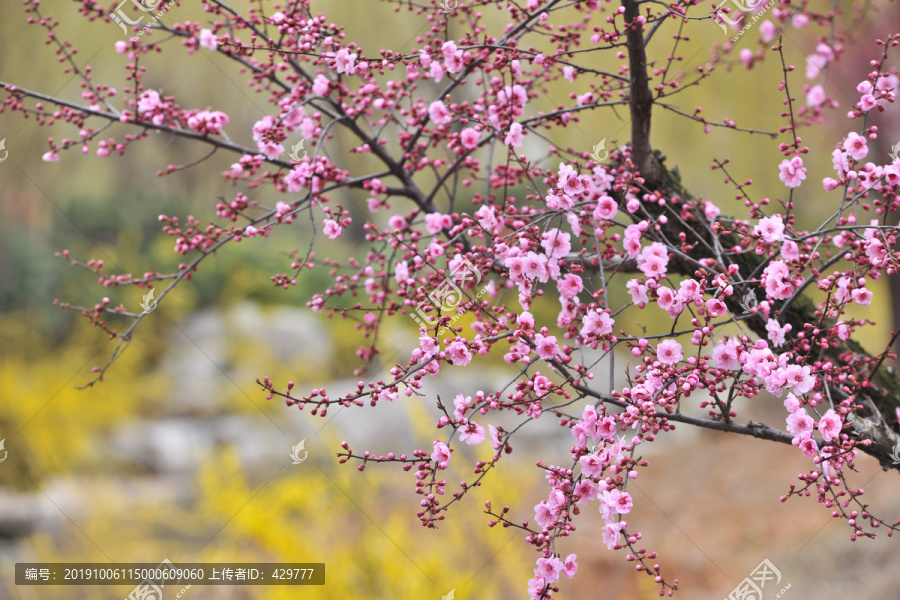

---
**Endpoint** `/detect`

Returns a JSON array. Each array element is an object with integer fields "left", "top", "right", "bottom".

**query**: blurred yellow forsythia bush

[{"left": 4, "top": 308, "right": 535, "bottom": 599}]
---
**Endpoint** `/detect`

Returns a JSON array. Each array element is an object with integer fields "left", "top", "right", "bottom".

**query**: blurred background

[{"left": 1, "top": 1, "right": 899, "bottom": 598}]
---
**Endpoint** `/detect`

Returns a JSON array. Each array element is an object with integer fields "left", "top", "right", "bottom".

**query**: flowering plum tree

[{"left": 4, "top": 0, "right": 900, "bottom": 596}]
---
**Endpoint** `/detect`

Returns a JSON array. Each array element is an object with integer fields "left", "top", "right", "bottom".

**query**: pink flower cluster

[{"left": 186, "top": 109, "right": 229, "bottom": 135}]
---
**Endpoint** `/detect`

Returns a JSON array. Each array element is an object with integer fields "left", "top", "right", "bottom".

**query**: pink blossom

[
  {"left": 858, "top": 94, "right": 877, "bottom": 112},
  {"left": 557, "top": 273, "right": 583, "bottom": 298},
  {"left": 453, "top": 394, "right": 472, "bottom": 421},
  {"left": 852, "top": 287, "right": 873, "bottom": 306},
  {"left": 786, "top": 408, "right": 815, "bottom": 438},
  {"left": 765, "top": 318, "right": 791, "bottom": 347},
  {"left": 419, "top": 335, "right": 439, "bottom": 356},
  {"left": 781, "top": 240, "right": 800, "bottom": 260},
  {"left": 783, "top": 393, "right": 801, "bottom": 414},
  {"left": 460, "top": 127, "right": 479, "bottom": 150},
  {"left": 563, "top": 66, "right": 575, "bottom": 82},
  {"left": 428, "top": 101, "right": 452, "bottom": 125},
  {"left": 447, "top": 341, "right": 472, "bottom": 366},
  {"left": 806, "top": 54, "right": 827, "bottom": 79},
  {"left": 388, "top": 214, "right": 408, "bottom": 230},
  {"left": 42, "top": 150, "right": 59, "bottom": 162},
  {"left": 706, "top": 298, "right": 727, "bottom": 317},
  {"left": 199, "top": 29, "right": 218, "bottom": 51},
  {"left": 534, "top": 333, "right": 562, "bottom": 361},
  {"left": 602, "top": 522, "right": 623, "bottom": 549},
  {"left": 656, "top": 286, "right": 677, "bottom": 312},
  {"left": 443, "top": 43, "right": 464, "bottom": 73},
  {"left": 784, "top": 364, "right": 816, "bottom": 395},
  {"left": 792, "top": 13, "right": 809, "bottom": 28},
  {"left": 581, "top": 310, "right": 614, "bottom": 338},
  {"left": 527, "top": 575, "right": 546, "bottom": 599},
  {"left": 547, "top": 488, "right": 567, "bottom": 511},
  {"left": 818, "top": 409, "right": 843, "bottom": 442},
  {"left": 637, "top": 248, "right": 668, "bottom": 279},
  {"left": 522, "top": 252, "right": 548, "bottom": 282},
  {"left": 603, "top": 488, "right": 633, "bottom": 514},
  {"left": 856, "top": 162, "right": 883, "bottom": 190},
  {"left": 541, "top": 229, "right": 571, "bottom": 259},
  {"left": 778, "top": 156, "right": 807, "bottom": 188},
  {"left": 593, "top": 196, "right": 618, "bottom": 220},
  {"left": 536, "top": 556, "right": 564, "bottom": 583},
  {"left": 626, "top": 279, "right": 649, "bottom": 305},
  {"left": 806, "top": 84, "right": 825, "bottom": 107},
  {"left": 579, "top": 453, "right": 604, "bottom": 478},
  {"left": 431, "top": 440, "right": 451, "bottom": 465},
  {"left": 832, "top": 148, "right": 851, "bottom": 177},
  {"left": 187, "top": 110, "right": 229, "bottom": 135},
  {"left": 275, "top": 201, "right": 293, "bottom": 222},
  {"left": 739, "top": 48, "right": 754, "bottom": 69},
  {"left": 115, "top": 40, "right": 127, "bottom": 54},
  {"left": 333, "top": 48, "right": 358, "bottom": 74},
  {"left": 425, "top": 212, "right": 452, "bottom": 234},
  {"left": 545, "top": 191, "right": 572, "bottom": 211},
  {"left": 755, "top": 214, "right": 785, "bottom": 242},
  {"left": 137, "top": 90, "right": 163, "bottom": 115},
  {"left": 534, "top": 502, "right": 555, "bottom": 528},
  {"left": 596, "top": 416, "right": 617, "bottom": 440},
  {"left": 504, "top": 122, "right": 524, "bottom": 147},
  {"left": 458, "top": 420, "right": 485, "bottom": 445},
  {"left": 312, "top": 74, "right": 330, "bottom": 95},
  {"left": 498, "top": 84, "right": 528, "bottom": 109},
  {"left": 876, "top": 74, "right": 899, "bottom": 93},
  {"left": 574, "top": 480, "right": 598, "bottom": 505},
  {"left": 677, "top": 279, "right": 703, "bottom": 307},
  {"left": 815, "top": 43, "right": 834, "bottom": 61},
  {"left": 285, "top": 163, "right": 310, "bottom": 192},
  {"left": 762, "top": 259, "right": 795, "bottom": 300},
  {"left": 657, "top": 339, "right": 683, "bottom": 365},
  {"left": 759, "top": 20, "right": 777, "bottom": 42},
  {"left": 489, "top": 424, "right": 502, "bottom": 450},
  {"left": 713, "top": 339, "right": 740, "bottom": 370},
  {"left": 576, "top": 92, "right": 595, "bottom": 106},
  {"left": 704, "top": 201, "right": 721, "bottom": 221},
  {"left": 323, "top": 219, "right": 342, "bottom": 239},
  {"left": 562, "top": 554, "right": 578, "bottom": 579},
  {"left": 798, "top": 434, "right": 818, "bottom": 457},
  {"left": 842, "top": 132, "right": 869, "bottom": 161}
]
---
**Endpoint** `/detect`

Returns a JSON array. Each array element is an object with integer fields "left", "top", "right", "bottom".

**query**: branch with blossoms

[{"left": 7, "top": 0, "right": 900, "bottom": 596}]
